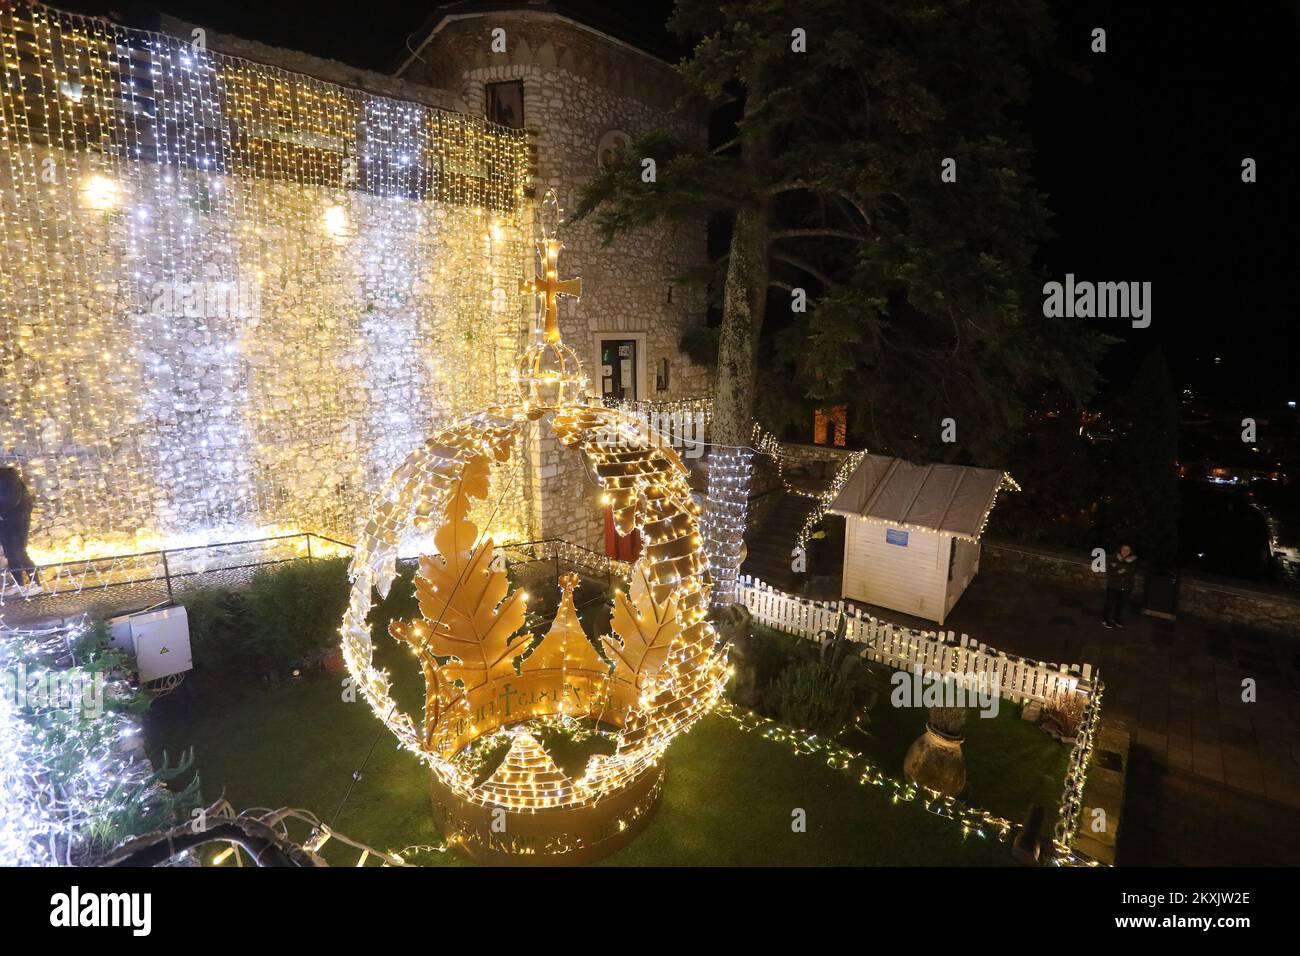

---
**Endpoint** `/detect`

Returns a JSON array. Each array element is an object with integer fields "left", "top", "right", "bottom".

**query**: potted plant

[{"left": 903, "top": 704, "right": 968, "bottom": 797}]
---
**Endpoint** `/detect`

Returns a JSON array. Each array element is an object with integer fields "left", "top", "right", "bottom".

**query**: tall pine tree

[
  {"left": 1102, "top": 348, "right": 1181, "bottom": 567},
  {"left": 574, "top": 0, "right": 1106, "bottom": 464}
]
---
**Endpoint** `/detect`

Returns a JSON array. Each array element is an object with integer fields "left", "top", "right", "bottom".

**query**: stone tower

[{"left": 400, "top": 2, "right": 713, "bottom": 549}]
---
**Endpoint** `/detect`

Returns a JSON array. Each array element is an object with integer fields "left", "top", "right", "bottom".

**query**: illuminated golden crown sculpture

[{"left": 340, "top": 193, "right": 729, "bottom": 863}]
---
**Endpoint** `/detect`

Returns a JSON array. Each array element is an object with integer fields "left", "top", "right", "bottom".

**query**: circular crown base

[{"left": 430, "top": 761, "right": 664, "bottom": 866}]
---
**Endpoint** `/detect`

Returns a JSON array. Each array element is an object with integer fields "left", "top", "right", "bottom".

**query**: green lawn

[
  {"left": 845, "top": 661, "right": 1073, "bottom": 825},
  {"left": 148, "top": 665, "right": 1013, "bottom": 866},
  {"left": 745, "top": 623, "right": 1072, "bottom": 826}
]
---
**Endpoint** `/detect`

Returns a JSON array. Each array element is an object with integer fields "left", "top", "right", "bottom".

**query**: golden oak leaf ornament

[
  {"left": 602, "top": 564, "right": 681, "bottom": 690},
  {"left": 341, "top": 199, "right": 730, "bottom": 864},
  {"left": 389, "top": 456, "right": 528, "bottom": 700}
]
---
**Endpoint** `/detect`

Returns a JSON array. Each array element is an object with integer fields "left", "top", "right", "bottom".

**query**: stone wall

[
  {"left": 403, "top": 11, "right": 713, "bottom": 551},
  {"left": 1, "top": 8, "right": 711, "bottom": 561},
  {"left": 0, "top": 9, "right": 532, "bottom": 560},
  {"left": 0, "top": 149, "right": 528, "bottom": 556},
  {"left": 982, "top": 540, "right": 1300, "bottom": 636},
  {"left": 159, "top": 16, "right": 462, "bottom": 113}
]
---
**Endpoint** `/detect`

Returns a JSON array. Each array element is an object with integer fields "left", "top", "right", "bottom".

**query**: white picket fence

[{"left": 738, "top": 576, "right": 1094, "bottom": 705}]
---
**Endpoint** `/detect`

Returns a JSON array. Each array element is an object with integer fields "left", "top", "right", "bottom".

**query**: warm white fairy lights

[
  {"left": 702, "top": 446, "right": 753, "bottom": 606},
  {"left": 0, "top": 643, "right": 54, "bottom": 866},
  {"left": 752, "top": 423, "right": 866, "bottom": 549},
  {"left": 342, "top": 405, "right": 729, "bottom": 862},
  {"left": 341, "top": 230, "right": 730, "bottom": 862},
  {"left": 1052, "top": 677, "right": 1105, "bottom": 863},
  {"left": 0, "top": 2, "right": 530, "bottom": 560},
  {"left": 716, "top": 702, "right": 1018, "bottom": 843},
  {"left": 734, "top": 575, "right": 1107, "bottom": 864}
]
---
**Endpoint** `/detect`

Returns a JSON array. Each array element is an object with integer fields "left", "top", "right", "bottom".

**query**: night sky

[{"left": 56, "top": 0, "right": 1299, "bottom": 406}]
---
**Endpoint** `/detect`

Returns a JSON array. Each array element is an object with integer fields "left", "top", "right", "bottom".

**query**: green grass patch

[
  {"left": 148, "top": 667, "right": 1012, "bottom": 866},
  {"left": 838, "top": 662, "right": 1072, "bottom": 824},
  {"left": 147, "top": 575, "right": 1045, "bottom": 865},
  {"left": 743, "top": 624, "right": 1072, "bottom": 825}
]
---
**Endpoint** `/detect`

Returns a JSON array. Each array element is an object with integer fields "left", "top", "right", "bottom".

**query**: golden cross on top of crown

[{"left": 521, "top": 190, "right": 581, "bottom": 343}]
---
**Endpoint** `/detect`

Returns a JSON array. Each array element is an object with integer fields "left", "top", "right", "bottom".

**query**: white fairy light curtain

[{"left": 0, "top": 2, "right": 530, "bottom": 562}]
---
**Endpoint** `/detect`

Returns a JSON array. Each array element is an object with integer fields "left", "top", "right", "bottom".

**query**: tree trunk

[
  {"left": 712, "top": 204, "right": 770, "bottom": 448},
  {"left": 704, "top": 68, "right": 770, "bottom": 606}
]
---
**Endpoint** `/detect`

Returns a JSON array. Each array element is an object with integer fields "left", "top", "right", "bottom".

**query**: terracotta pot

[{"left": 902, "top": 723, "right": 966, "bottom": 797}]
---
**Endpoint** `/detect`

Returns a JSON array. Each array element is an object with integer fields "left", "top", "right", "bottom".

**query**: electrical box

[{"left": 109, "top": 605, "right": 193, "bottom": 683}]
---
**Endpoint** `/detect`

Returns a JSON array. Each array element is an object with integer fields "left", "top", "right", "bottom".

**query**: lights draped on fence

[{"left": 737, "top": 575, "right": 1106, "bottom": 865}]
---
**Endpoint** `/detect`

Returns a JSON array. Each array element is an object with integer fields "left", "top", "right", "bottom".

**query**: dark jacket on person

[
  {"left": 0, "top": 468, "right": 33, "bottom": 518},
  {"left": 1106, "top": 552, "right": 1137, "bottom": 592}
]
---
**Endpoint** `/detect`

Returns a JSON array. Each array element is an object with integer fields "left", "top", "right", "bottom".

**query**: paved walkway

[{"left": 829, "top": 568, "right": 1300, "bottom": 865}]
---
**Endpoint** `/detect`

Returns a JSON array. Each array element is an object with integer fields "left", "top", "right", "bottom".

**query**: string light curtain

[
  {"left": 0, "top": 2, "right": 530, "bottom": 561},
  {"left": 703, "top": 446, "right": 753, "bottom": 606}
]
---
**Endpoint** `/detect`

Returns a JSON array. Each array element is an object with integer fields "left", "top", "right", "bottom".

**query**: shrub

[
  {"left": 182, "top": 585, "right": 254, "bottom": 673},
  {"left": 762, "top": 659, "right": 855, "bottom": 736},
  {"left": 370, "top": 563, "right": 420, "bottom": 644},
  {"left": 244, "top": 557, "right": 349, "bottom": 667},
  {"left": 927, "top": 704, "right": 969, "bottom": 739},
  {"left": 17, "top": 622, "right": 201, "bottom": 863},
  {"left": 748, "top": 624, "right": 818, "bottom": 688},
  {"left": 180, "top": 558, "right": 350, "bottom": 674},
  {"left": 1039, "top": 694, "right": 1086, "bottom": 740}
]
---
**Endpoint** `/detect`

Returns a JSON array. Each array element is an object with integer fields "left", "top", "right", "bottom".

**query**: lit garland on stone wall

[
  {"left": 602, "top": 397, "right": 713, "bottom": 432},
  {"left": 752, "top": 423, "right": 865, "bottom": 549},
  {"left": 0, "top": 2, "right": 530, "bottom": 562}
]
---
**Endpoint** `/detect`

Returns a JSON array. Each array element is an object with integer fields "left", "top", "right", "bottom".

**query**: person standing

[
  {"left": 0, "top": 466, "right": 40, "bottom": 595},
  {"left": 1102, "top": 542, "right": 1137, "bottom": 628}
]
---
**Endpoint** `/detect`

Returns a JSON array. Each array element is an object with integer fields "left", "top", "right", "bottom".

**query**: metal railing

[{"left": 1, "top": 532, "right": 355, "bottom": 609}]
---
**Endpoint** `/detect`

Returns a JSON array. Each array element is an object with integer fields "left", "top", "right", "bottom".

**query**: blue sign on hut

[{"left": 827, "top": 455, "right": 1018, "bottom": 624}]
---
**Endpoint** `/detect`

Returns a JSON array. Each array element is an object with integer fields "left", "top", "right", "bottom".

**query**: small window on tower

[{"left": 486, "top": 80, "right": 524, "bottom": 129}]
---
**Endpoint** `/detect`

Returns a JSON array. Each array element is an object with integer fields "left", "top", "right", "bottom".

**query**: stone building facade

[
  {"left": 0, "top": 4, "right": 710, "bottom": 563},
  {"left": 399, "top": 4, "right": 714, "bottom": 550}
]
